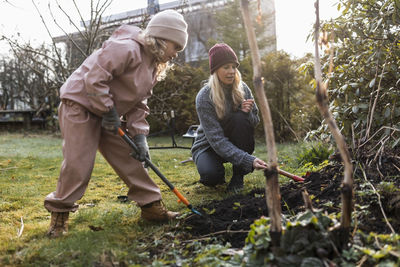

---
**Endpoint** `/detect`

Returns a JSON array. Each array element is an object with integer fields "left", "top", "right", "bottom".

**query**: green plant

[
  {"left": 242, "top": 210, "right": 338, "bottom": 266},
  {"left": 296, "top": 142, "right": 333, "bottom": 166},
  {"left": 148, "top": 64, "right": 207, "bottom": 134},
  {"left": 242, "top": 209, "right": 400, "bottom": 267},
  {"left": 310, "top": 0, "right": 400, "bottom": 147},
  {"left": 242, "top": 216, "right": 273, "bottom": 266},
  {"left": 351, "top": 232, "right": 400, "bottom": 266},
  {"left": 378, "top": 181, "right": 400, "bottom": 194}
]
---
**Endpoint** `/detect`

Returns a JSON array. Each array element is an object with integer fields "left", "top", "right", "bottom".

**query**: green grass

[{"left": 0, "top": 133, "right": 315, "bottom": 266}]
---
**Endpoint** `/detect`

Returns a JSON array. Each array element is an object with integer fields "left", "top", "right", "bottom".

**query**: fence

[{"left": 0, "top": 110, "right": 45, "bottom": 130}]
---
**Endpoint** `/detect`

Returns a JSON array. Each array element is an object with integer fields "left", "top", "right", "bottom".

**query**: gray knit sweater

[{"left": 191, "top": 82, "right": 260, "bottom": 173}]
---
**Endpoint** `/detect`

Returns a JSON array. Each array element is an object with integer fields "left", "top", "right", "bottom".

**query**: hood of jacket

[{"left": 108, "top": 24, "right": 145, "bottom": 45}]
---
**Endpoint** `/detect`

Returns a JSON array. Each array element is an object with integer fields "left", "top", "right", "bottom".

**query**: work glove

[
  {"left": 101, "top": 106, "right": 121, "bottom": 134},
  {"left": 132, "top": 134, "right": 150, "bottom": 163}
]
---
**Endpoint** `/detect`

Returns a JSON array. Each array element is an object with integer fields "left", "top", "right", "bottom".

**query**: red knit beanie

[{"left": 208, "top": 43, "right": 239, "bottom": 74}]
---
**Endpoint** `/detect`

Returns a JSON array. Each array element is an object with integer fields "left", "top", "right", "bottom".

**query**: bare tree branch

[
  {"left": 314, "top": 0, "right": 353, "bottom": 237},
  {"left": 48, "top": 2, "right": 87, "bottom": 58},
  {"left": 365, "top": 46, "right": 393, "bottom": 140},
  {"left": 31, "top": 0, "right": 68, "bottom": 79},
  {"left": 359, "top": 164, "right": 395, "bottom": 234}
]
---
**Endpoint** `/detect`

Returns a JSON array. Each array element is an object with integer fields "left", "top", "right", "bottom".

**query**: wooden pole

[
  {"left": 240, "top": 0, "right": 282, "bottom": 244},
  {"left": 313, "top": 0, "right": 353, "bottom": 245}
]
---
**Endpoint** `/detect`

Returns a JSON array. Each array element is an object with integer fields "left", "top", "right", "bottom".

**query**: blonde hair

[
  {"left": 142, "top": 31, "right": 173, "bottom": 81},
  {"left": 209, "top": 70, "right": 244, "bottom": 119}
]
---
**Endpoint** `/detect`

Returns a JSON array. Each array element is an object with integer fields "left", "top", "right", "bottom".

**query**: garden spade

[{"left": 118, "top": 128, "right": 202, "bottom": 216}]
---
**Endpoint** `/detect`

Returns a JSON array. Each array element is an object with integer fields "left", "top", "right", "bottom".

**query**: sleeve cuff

[{"left": 242, "top": 154, "right": 256, "bottom": 173}]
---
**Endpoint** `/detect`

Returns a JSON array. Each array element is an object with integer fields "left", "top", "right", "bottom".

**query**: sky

[{"left": 0, "top": 0, "right": 340, "bottom": 58}]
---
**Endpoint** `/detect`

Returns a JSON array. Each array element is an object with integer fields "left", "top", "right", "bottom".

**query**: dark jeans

[{"left": 195, "top": 111, "right": 255, "bottom": 186}]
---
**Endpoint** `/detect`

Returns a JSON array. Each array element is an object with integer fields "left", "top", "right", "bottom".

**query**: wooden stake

[
  {"left": 313, "top": 0, "right": 353, "bottom": 238},
  {"left": 302, "top": 190, "right": 314, "bottom": 211},
  {"left": 240, "top": 0, "right": 282, "bottom": 241}
]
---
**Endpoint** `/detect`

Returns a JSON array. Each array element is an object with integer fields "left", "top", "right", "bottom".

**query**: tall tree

[
  {"left": 260, "top": 51, "right": 319, "bottom": 141},
  {"left": 211, "top": 0, "right": 271, "bottom": 58}
]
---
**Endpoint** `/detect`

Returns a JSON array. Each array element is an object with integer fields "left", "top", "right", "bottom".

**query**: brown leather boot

[
  {"left": 47, "top": 212, "right": 69, "bottom": 238},
  {"left": 141, "top": 201, "right": 179, "bottom": 222}
]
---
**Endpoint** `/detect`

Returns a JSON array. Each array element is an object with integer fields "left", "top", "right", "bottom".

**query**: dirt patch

[{"left": 181, "top": 148, "right": 400, "bottom": 248}]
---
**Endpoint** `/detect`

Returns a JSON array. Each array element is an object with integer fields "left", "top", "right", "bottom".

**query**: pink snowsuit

[{"left": 44, "top": 25, "right": 163, "bottom": 212}]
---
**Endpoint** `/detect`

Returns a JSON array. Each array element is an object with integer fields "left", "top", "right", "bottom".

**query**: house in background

[{"left": 54, "top": 0, "right": 277, "bottom": 68}]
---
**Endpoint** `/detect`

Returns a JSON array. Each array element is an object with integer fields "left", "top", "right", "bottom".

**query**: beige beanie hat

[{"left": 146, "top": 9, "right": 188, "bottom": 51}]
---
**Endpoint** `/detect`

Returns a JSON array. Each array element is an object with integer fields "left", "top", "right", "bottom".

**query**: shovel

[{"left": 118, "top": 128, "right": 202, "bottom": 216}]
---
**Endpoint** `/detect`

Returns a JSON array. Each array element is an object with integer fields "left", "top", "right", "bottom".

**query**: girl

[{"left": 44, "top": 9, "right": 188, "bottom": 237}]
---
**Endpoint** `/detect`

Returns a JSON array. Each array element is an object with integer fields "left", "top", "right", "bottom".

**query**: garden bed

[{"left": 178, "top": 146, "right": 400, "bottom": 264}]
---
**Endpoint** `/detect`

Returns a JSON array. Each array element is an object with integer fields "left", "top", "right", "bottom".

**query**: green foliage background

[
  {"left": 147, "top": 50, "right": 319, "bottom": 141},
  {"left": 148, "top": 0, "right": 320, "bottom": 141},
  {"left": 147, "top": 64, "right": 207, "bottom": 134},
  {"left": 313, "top": 0, "right": 400, "bottom": 146}
]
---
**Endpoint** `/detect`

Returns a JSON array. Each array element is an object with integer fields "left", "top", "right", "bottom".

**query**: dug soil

[{"left": 181, "top": 147, "right": 400, "bottom": 248}]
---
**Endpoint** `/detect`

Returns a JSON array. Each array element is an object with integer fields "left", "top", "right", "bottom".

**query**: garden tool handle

[
  {"left": 118, "top": 128, "right": 174, "bottom": 189},
  {"left": 172, "top": 188, "right": 190, "bottom": 206},
  {"left": 117, "top": 128, "right": 203, "bottom": 216},
  {"left": 277, "top": 168, "right": 304, "bottom": 182}
]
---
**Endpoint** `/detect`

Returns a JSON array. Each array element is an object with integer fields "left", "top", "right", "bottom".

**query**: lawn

[{"left": 0, "top": 132, "right": 313, "bottom": 266}]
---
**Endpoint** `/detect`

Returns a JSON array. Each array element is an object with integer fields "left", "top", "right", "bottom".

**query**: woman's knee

[
  {"left": 198, "top": 168, "right": 225, "bottom": 186},
  {"left": 195, "top": 148, "right": 225, "bottom": 186}
]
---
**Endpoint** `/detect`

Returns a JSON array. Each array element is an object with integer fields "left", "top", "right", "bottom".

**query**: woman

[
  {"left": 191, "top": 43, "right": 267, "bottom": 192},
  {"left": 44, "top": 9, "right": 188, "bottom": 237}
]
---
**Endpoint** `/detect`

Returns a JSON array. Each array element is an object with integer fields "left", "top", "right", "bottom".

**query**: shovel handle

[
  {"left": 172, "top": 188, "right": 190, "bottom": 206},
  {"left": 118, "top": 128, "right": 175, "bottom": 188},
  {"left": 277, "top": 168, "right": 304, "bottom": 182},
  {"left": 117, "top": 128, "right": 203, "bottom": 216}
]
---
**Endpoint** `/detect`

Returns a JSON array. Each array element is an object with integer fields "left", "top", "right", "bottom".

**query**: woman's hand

[
  {"left": 241, "top": 99, "right": 254, "bottom": 113},
  {"left": 253, "top": 158, "right": 268, "bottom": 170}
]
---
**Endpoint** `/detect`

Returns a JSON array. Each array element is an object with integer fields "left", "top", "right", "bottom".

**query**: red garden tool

[
  {"left": 277, "top": 168, "right": 304, "bottom": 182},
  {"left": 118, "top": 128, "right": 202, "bottom": 216}
]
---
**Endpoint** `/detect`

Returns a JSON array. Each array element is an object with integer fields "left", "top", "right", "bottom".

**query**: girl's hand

[
  {"left": 253, "top": 158, "right": 268, "bottom": 170},
  {"left": 241, "top": 99, "right": 254, "bottom": 113}
]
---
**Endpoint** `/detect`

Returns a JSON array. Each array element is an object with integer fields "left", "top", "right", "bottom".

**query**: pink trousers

[{"left": 44, "top": 100, "right": 162, "bottom": 212}]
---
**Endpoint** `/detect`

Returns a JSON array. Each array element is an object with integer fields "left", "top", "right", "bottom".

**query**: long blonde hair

[
  {"left": 209, "top": 70, "right": 244, "bottom": 119},
  {"left": 141, "top": 31, "right": 173, "bottom": 81}
]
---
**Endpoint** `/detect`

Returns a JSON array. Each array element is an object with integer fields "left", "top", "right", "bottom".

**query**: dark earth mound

[{"left": 182, "top": 148, "right": 400, "bottom": 248}]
